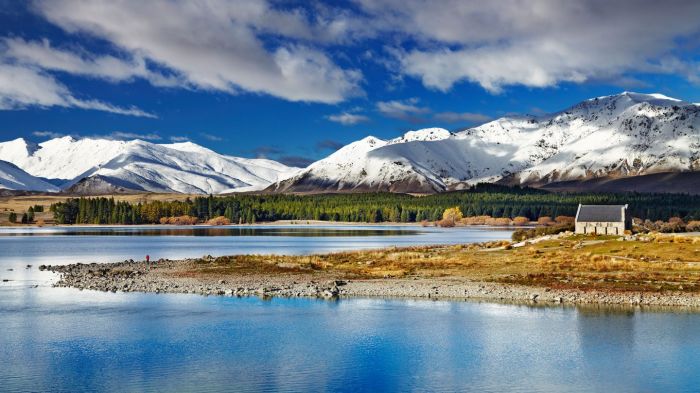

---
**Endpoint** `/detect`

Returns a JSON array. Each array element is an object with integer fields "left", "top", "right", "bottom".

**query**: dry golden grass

[{"left": 185, "top": 234, "right": 700, "bottom": 293}]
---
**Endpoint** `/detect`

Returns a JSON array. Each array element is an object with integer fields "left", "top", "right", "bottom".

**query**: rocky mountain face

[{"left": 268, "top": 92, "right": 700, "bottom": 194}]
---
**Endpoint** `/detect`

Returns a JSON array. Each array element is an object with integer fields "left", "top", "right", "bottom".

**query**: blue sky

[{"left": 1, "top": 0, "right": 700, "bottom": 166}]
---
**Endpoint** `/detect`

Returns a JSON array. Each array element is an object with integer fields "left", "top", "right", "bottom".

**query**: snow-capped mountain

[
  {"left": 0, "top": 160, "right": 59, "bottom": 192},
  {"left": 269, "top": 92, "right": 700, "bottom": 193},
  {"left": 2, "top": 92, "right": 698, "bottom": 195},
  {"left": 0, "top": 137, "right": 298, "bottom": 194}
]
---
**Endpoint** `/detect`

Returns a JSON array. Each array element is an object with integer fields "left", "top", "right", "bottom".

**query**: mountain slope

[
  {"left": 540, "top": 172, "right": 700, "bottom": 195},
  {"left": 0, "top": 160, "right": 59, "bottom": 192},
  {"left": 268, "top": 92, "right": 700, "bottom": 194},
  {"left": 267, "top": 132, "right": 449, "bottom": 193},
  {"left": 501, "top": 92, "right": 700, "bottom": 185},
  {"left": 0, "top": 137, "right": 298, "bottom": 194}
]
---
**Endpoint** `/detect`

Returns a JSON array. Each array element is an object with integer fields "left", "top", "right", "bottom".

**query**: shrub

[
  {"left": 512, "top": 216, "right": 530, "bottom": 226},
  {"left": 460, "top": 215, "right": 491, "bottom": 225},
  {"left": 487, "top": 217, "right": 512, "bottom": 226},
  {"left": 537, "top": 216, "right": 554, "bottom": 226},
  {"left": 555, "top": 216, "right": 575, "bottom": 224},
  {"left": 8, "top": 212, "right": 17, "bottom": 223},
  {"left": 159, "top": 215, "right": 199, "bottom": 225},
  {"left": 206, "top": 216, "right": 231, "bottom": 226},
  {"left": 437, "top": 218, "right": 456, "bottom": 227},
  {"left": 659, "top": 218, "right": 686, "bottom": 233},
  {"left": 686, "top": 220, "right": 700, "bottom": 232},
  {"left": 511, "top": 229, "right": 529, "bottom": 242}
]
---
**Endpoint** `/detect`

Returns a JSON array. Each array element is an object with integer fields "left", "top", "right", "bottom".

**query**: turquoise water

[{"left": 1, "top": 226, "right": 699, "bottom": 392}]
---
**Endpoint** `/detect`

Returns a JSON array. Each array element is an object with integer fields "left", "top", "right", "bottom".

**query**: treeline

[{"left": 50, "top": 184, "right": 700, "bottom": 225}]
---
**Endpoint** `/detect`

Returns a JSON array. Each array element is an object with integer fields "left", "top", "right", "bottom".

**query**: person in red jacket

[{"left": 146, "top": 254, "right": 150, "bottom": 263}]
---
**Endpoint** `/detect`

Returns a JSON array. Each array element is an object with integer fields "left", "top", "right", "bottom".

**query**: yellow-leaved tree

[{"left": 439, "top": 207, "right": 463, "bottom": 227}]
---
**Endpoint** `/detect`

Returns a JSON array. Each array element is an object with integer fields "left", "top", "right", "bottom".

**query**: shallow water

[{"left": 1, "top": 226, "right": 699, "bottom": 392}]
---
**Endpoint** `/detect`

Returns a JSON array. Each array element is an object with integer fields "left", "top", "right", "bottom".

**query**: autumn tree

[{"left": 438, "top": 207, "right": 463, "bottom": 227}]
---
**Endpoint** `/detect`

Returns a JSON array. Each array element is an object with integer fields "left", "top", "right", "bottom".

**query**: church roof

[{"left": 576, "top": 205, "right": 626, "bottom": 223}]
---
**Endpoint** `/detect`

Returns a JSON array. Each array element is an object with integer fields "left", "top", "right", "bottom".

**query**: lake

[{"left": 1, "top": 225, "right": 699, "bottom": 392}]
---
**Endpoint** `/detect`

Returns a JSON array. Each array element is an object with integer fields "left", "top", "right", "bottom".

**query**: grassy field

[
  {"left": 188, "top": 234, "right": 700, "bottom": 293},
  {"left": 0, "top": 193, "right": 196, "bottom": 225}
]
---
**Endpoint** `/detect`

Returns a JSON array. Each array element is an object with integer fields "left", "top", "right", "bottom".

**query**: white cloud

[
  {"left": 2, "top": 37, "right": 178, "bottom": 86},
  {"left": 5, "top": 0, "right": 699, "bottom": 108},
  {"left": 66, "top": 98, "right": 156, "bottom": 118},
  {"left": 327, "top": 112, "right": 369, "bottom": 125},
  {"left": 169, "top": 136, "right": 190, "bottom": 142},
  {"left": 0, "top": 63, "right": 156, "bottom": 117},
  {"left": 434, "top": 111, "right": 490, "bottom": 124},
  {"left": 200, "top": 133, "right": 223, "bottom": 142},
  {"left": 32, "top": 0, "right": 364, "bottom": 103},
  {"left": 32, "top": 130, "right": 65, "bottom": 138},
  {"left": 29, "top": 130, "right": 164, "bottom": 141},
  {"left": 376, "top": 98, "right": 430, "bottom": 121},
  {"left": 357, "top": 0, "right": 700, "bottom": 92},
  {"left": 110, "top": 131, "right": 161, "bottom": 141}
]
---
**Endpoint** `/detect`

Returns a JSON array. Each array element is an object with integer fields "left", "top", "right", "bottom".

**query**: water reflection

[
  {"left": 3, "top": 291, "right": 699, "bottom": 392},
  {"left": 0, "top": 226, "right": 421, "bottom": 237}
]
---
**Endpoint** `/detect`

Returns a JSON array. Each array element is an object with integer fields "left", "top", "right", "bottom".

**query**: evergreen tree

[{"left": 48, "top": 184, "right": 700, "bottom": 225}]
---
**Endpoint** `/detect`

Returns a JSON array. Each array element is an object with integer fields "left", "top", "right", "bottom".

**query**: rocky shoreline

[{"left": 41, "top": 258, "right": 700, "bottom": 308}]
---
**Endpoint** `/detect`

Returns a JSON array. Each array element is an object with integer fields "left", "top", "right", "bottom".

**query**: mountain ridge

[
  {"left": 268, "top": 91, "right": 700, "bottom": 194},
  {"left": 1, "top": 91, "right": 698, "bottom": 195},
  {"left": 0, "top": 137, "right": 298, "bottom": 194}
]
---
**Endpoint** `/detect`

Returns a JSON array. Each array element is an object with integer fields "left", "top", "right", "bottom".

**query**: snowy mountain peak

[
  {"left": 588, "top": 91, "right": 685, "bottom": 108},
  {"left": 161, "top": 141, "right": 214, "bottom": 154},
  {"left": 0, "top": 136, "right": 298, "bottom": 193},
  {"left": 3, "top": 91, "right": 699, "bottom": 195},
  {"left": 619, "top": 91, "right": 682, "bottom": 102},
  {"left": 336, "top": 135, "right": 386, "bottom": 153},
  {"left": 269, "top": 92, "right": 700, "bottom": 194},
  {"left": 360, "top": 135, "right": 384, "bottom": 146},
  {"left": 389, "top": 128, "right": 452, "bottom": 144},
  {"left": 41, "top": 135, "right": 77, "bottom": 146}
]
